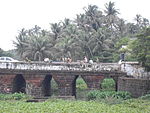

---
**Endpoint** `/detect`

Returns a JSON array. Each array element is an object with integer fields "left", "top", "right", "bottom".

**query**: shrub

[
  {"left": 101, "top": 78, "right": 115, "bottom": 90},
  {"left": 113, "top": 91, "right": 132, "bottom": 100},
  {"left": 86, "top": 90, "right": 99, "bottom": 100},
  {"left": 140, "top": 94, "right": 150, "bottom": 100},
  {"left": 76, "top": 78, "right": 87, "bottom": 90},
  {"left": 87, "top": 90, "right": 131, "bottom": 101},
  {"left": 0, "top": 93, "right": 30, "bottom": 100},
  {"left": 12, "top": 93, "right": 30, "bottom": 100}
]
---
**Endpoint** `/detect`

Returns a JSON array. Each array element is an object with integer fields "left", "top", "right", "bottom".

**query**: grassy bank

[{"left": 0, "top": 99, "right": 150, "bottom": 113}]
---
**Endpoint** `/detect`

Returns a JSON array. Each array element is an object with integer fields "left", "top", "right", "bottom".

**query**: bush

[
  {"left": 140, "top": 94, "right": 150, "bottom": 100},
  {"left": 101, "top": 78, "right": 115, "bottom": 90},
  {"left": 0, "top": 93, "right": 30, "bottom": 100},
  {"left": 76, "top": 78, "right": 87, "bottom": 90},
  {"left": 12, "top": 93, "right": 29, "bottom": 100},
  {"left": 114, "top": 91, "right": 132, "bottom": 100},
  {"left": 86, "top": 90, "right": 99, "bottom": 100},
  {"left": 87, "top": 90, "right": 131, "bottom": 101}
]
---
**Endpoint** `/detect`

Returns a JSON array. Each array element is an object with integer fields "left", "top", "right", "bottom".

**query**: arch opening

[
  {"left": 42, "top": 75, "right": 52, "bottom": 96},
  {"left": 75, "top": 76, "right": 88, "bottom": 99},
  {"left": 12, "top": 74, "right": 26, "bottom": 93},
  {"left": 101, "top": 78, "right": 115, "bottom": 91},
  {"left": 51, "top": 78, "right": 59, "bottom": 96}
]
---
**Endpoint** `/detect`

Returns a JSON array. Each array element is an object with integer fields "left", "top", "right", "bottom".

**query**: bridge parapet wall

[
  {"left": 121, "top": 62, "right": 150, "bottom": 78},
  {"left": 0, "top": 62, "right": 120, "bottom": 73}
]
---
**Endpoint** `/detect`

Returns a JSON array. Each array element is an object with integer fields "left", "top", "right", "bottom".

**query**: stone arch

[
  {"left": 81, "top": 75, "right": 104, "bottom": 90},
  {"left": 42, "top": 75, "right": 52, "bottom": 96},
  {"left": 51, "top": 78, "right": 59, "bottom": 96},
  {"left": 75, "top": 75, "right": 88, "bottom": 99},
  {"left": 12, "top": 74, "right": 26, "bottom": 93}
]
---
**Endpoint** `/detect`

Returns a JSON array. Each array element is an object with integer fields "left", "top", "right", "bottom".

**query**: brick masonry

[
  {"left": 0, "top": 75, "right": 16, "bottom": 93},
  {"left": 81, "top": 75, "right": 104, "bottom": 89},
  {"left": 25, "top": 74, "right": 48, "bottom": 97},
  {"left": 52, "top": 75, "right": 78, "bottom": 96},
  {"left": 118, "top": 77, "right": 150, "bottom": 97}
]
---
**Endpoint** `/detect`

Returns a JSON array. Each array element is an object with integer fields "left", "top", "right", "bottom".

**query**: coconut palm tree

[
  {"left": 104, "top": 1, "right": 119, "bottom": 29},
  {"left": 14, "top": 26, "right": 54, "bottom": 61},
  {"left": 141, "top": 18, "right": 149, "bottom": 28},
  {"left": 83, "top": 5, "right": 104, "bottom": 31},
  {"left": 134, "top": 14, "right": 142, "bottom": 25},
  {"left": 50, "top": 23, "right": 62, "bottom": 40},
  {"left": 13, "top": 28, "right": 29, "bottom": 59}
]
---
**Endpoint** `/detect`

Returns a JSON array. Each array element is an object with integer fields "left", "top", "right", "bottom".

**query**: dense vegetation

[
  {"left": 0, "top": 99, "right": 150, "bottom": 113},
  {"left": 0, "top": 1, "right": 150, "bottom": 69}
]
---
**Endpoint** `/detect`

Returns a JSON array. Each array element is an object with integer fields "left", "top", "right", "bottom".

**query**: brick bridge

[{"left": 0, "top": 61, "right": 149, "bottom": 98}]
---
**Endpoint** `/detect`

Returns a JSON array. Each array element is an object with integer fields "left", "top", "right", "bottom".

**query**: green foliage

[
  {"left": 51, "top": 79, "right": 59, "bottom": 96},
  {"left": 113, "top": 37, "right": 136, "bottom": 62},
  {"left": 115, "top": 37, "right": 130, "bottom": 49},
  {"left": 76, "top": 78, "right": 87, "bottom": 90},
  {"left": 76, "top": 78, "right": 88, "bottom": 99},
  {"left": 131, "top": 28, "right": 150, "bottom": 70},
  {"left": 0, "top": 48, "right": 14, "bottom": 57},
  {"left": 13, "top": 26, "right": 53, "bottom": 61},
  {"left": 0, "top": 99, "right": 150, "bottom": 113},
  {"left": 101, "top": 78, "right": 115, "bottom": 90},
  {"left": 114, "top": 91, "right": 132, "bottom": 100},
  {"left": 0, "top": 93, "right": 30, "bottom": 100},
  {"left": 140, "top": 94, "right": 150, "bottom": 100},
  {"left": 87, "top": 90, "right": 131, "bottom": 101},
  {"left": 12, "top": 2, "right": 150, "bottom": 63}
]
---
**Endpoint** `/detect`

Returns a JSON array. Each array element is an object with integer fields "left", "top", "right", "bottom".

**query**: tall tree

[
  {"left": 104, "top": 1, "right": 119, "bottom": 29},
  {"left": 134, "top": 14, "right": 142, "bottom": 25},
  {"left": 14, "top": 26, "right": 53, "bottom": 61},
  {"left": 131, "top": 28, "right": 150, "bottom": 70}
]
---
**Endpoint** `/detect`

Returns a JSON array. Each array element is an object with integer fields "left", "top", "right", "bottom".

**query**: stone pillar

[
  {"left": 53, "top": 75, "right": 78, "bottom": 97},
  {"left": 0, "top": 75, "right": 16, "bottom": 93},
  {"left": 81, "top": 75, "right": 104, "bottom": 90},
  {"left": 25, "top": 75, "right": 46, "bottom": 97},
  {"left": 112, "top": 77, "right": 118, "bottom": 91}
]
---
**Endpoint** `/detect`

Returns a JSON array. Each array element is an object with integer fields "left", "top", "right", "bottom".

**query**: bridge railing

[
  {"left": 0, "top": 61, "right": 120, "bottom": 72},
  {"left": 120, "top": 62, "right": 150, "bottom": 78}
]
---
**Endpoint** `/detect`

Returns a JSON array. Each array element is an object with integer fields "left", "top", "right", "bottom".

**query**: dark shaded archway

[
  {"left": 12, "top": 74, "right": 26, "bottom": 93},
  {"left": 42, "top": 75, "right": 52, "bottom": 96},
  {"left": 72, "top": 75, "right": 79, "bottom": 98}
]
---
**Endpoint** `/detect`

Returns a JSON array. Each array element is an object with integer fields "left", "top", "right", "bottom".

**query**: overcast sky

[{"left": 0, "top": 0, "right": 150, "bottom": 50}]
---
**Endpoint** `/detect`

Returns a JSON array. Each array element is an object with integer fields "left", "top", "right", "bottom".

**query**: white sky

[{"left": 0, "top": 0, "right": 150, "bottom": 50}]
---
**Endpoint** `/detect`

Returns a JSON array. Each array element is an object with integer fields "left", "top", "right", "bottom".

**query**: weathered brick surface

[
  {"left": 118, "top": 77, "right": 150, "bottom": 97},
  {"left": 53, "top": 75, "right": 78, "bottom": 96},
  {"left": 81, "top": 75, "right": 104, "bottom": 89},
  {"left": 25, "top": 75, "right": 46, "bottom": 97},
  {"left": 0, "top": 75, "right": 16, "bottom": 93}
]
